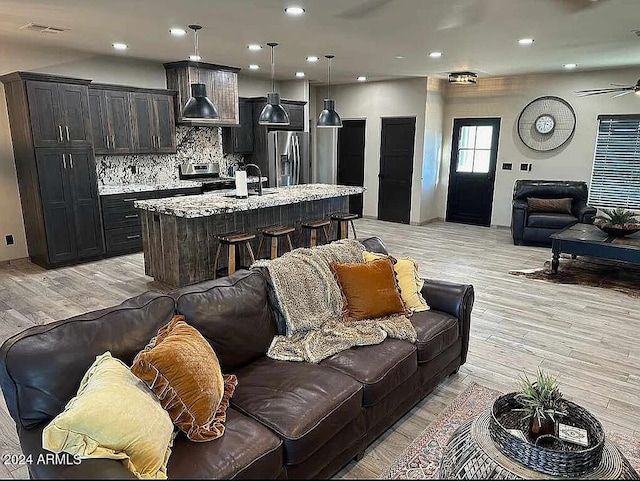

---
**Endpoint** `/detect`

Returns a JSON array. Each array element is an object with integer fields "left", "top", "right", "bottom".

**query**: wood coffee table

[{"left": 549, "top": 224, "right": 640, "bottom": 274}]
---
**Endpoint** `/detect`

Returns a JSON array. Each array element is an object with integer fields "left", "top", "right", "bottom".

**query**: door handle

[
  {"left": 69, "top": 153, "right": 73, "bottom": 169},
  {"left": 58, "top": 125, "right": 64, "bottom": 142},
  {"left": 123, "top": 198, "right": 138, "bottom": 202},
  {"left": 111, "top": 135, "right": 115, "bottom": 149},
  {"left": 105, "top": 135, "right": 110, "bottom": 149},
  {"left": 126, "top": 234, "right": 141, "bottom": 240},
  {"left": 125, "top": 214, "right": 139, "bottom": 219},
  {"left": 65, "top": 125, "right": 70, "bottom": 142},
  {"left": 62, "top": 153, "right": 66, "bottom": 169}
]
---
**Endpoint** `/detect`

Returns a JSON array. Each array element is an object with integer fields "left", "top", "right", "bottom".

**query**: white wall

[
  {"left": 314, "top": 78, "right": 429, "bottom": 224},
  {"left": 420, "top": 78, "right": 445, "bottom": 223},
  {"left": 440, "top": 67, "right": 640, "bottom": 226},
  {"left": 237, "top": 74, "right": 276, "bottom": 97}
]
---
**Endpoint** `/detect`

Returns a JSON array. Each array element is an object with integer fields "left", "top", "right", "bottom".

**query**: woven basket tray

[{"left": 489, "top": 393, "right": 605, "bottom": 477}]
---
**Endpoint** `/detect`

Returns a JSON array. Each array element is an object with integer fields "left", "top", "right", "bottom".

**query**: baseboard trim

[
  {"left": 411, "top": 217, "right": 444, "bottom": 226},
  {"left": 0, "top": 256, "right": 30, "bottom": 266}
]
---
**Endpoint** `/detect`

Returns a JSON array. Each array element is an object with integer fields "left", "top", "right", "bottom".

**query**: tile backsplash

[{"left": 96, "top": 126, "right": 243, "bottom": 186}]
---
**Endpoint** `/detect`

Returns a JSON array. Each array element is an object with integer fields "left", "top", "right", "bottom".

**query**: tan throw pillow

[
  {"left": 526, "top": 197, "right": 573, "bottom": 214},
  {"left": 42, "top": 352, "right": 174, "bottom": 479},
  {"left": 131, "top": 316, "right": 237, "bottom": 442},
  {"left": 363, "top": 251, "right": 429, "bottom": 312},
  {"left": 330, "top": 257, "right": 409, "bottom": 322}
]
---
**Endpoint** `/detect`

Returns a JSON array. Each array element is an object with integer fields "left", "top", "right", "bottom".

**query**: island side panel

[{"left": 141, "top": 196, "right": 349, "bottom": 288}]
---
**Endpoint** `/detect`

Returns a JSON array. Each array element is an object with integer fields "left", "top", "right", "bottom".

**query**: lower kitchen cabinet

[
  {"left": 35, "top": 147, "right": 104, "bottom": 265},
  {"left": 100, "top": 187, "right": 201, "bottom": 255}
]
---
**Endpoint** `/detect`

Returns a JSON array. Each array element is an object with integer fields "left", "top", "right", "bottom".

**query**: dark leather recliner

[{"left": 511, "top": 180, "right": 597, "bottom": 246}]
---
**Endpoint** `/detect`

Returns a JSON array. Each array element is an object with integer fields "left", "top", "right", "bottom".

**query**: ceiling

[{"left": 1, "top": 0, "right": 640, "bottom": 84}]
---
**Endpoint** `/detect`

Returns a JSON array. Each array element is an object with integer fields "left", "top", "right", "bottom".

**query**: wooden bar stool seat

[
  {"left": 213, "top": 231, "right": 256, "bottom": 279},
  {"left": 330, "top": 212, "right": 358, "bottom": 240},
  {"left": 257, "top": 225, "right": 295, "bottom": 259},
  {"left": 300, "top": 218, "right": 331, "bottom": 247}
]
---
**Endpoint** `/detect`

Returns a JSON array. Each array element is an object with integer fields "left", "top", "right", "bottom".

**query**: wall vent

[{"left": 20, "top": 23, "right": 68, "bottom": 34}]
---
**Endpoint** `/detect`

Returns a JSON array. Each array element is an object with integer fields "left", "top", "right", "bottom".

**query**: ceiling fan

[{"left": 576, "top": 80, "right": 640, "bottom": 98}]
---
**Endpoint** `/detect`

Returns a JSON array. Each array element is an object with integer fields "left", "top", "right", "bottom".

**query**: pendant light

[
  {"left": 258, "top": 42, "right": 290, "bottom": 126},
  {"left": 317, "top": 55, "right": 342, "bottom": 128},
  {"left": 182, "top": 24, "right": 219, "bottom": 120}
]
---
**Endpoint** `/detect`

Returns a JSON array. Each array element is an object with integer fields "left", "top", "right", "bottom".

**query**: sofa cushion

[
  {"left": 0, "top": 292, "right": 176, "bottom": 430},
  {"left": 411, "top": 310, "right": 459, "bottom": 363},
  {"left": 330, "top": 257, "right": 409, "bottom": 322},
  {"left": 168, "top": 408, "right": 284, "bottom": 479},
  {"left": 172, "top": 270, "right": 277, "bottom": 373},
  {"left": 526, "top": 197, "right": 573, "bottom": 214},
  {"left": 131, "top": 316, "right": 236, "bottom": 442},
  {"left": 527, "top": 213, "right": 578, "bottom": 229},
  {"left": 231, "top": 357, "right": 363, "bottom": 465},
  {"left": 320, "top": 339, "right": 417, "bottom": 406}
]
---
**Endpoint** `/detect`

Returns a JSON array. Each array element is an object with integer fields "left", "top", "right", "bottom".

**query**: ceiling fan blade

[
  {"left": 576, "top": 87, "right": 629, "bottom": 93},
  {"left": 336, "top": 0, "right": 395, "bottom": 19},
  {"left": 612, "top": 90, "right": 634, "bottom": 98},
  {"left": 577, "top": 91, "right": 619, "bottom": 97}
]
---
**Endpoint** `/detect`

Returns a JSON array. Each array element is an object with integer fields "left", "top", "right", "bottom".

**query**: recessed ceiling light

[
  {"left": 395, "top": 55, "right": 405, "bottom": 59},
  {"left": 285, "top": 6, "right": 305, "bottom": 15},
  {"left": 429, "top": 52, "right": 442, "bottom": 58},
  {"left": 306, "top": 56, "right": 319, "bottom": 62},
  {"left": 112, "top": 43, "right": 128, "bottom": 50},
  {"left": 295, "top": 71, "right": 305, "bottom": 77},
  {"left": 169, "top": 28, "right": 186, "bottom": 36},
  {"left": 249, "top": 64, "right": 260, "bottom": 70},
  {"left": 189, "top": 55, "right": 201, "bottom": 61},
  {"left": 518, "top": 38, "right": 534, "bottom": 45},
  {"left": 248, "top": 44, "right": 262, "bottom": 51},
  {"left": 564, "top": 63, "right": 577, "bottom": 69},
  {"left": 357, "top": 76, "right": 367, "bottom": 82}
]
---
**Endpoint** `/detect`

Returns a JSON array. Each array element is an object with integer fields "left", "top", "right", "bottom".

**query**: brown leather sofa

[{"left": 0, "top": 237, "right": 474, "bottom": 479}]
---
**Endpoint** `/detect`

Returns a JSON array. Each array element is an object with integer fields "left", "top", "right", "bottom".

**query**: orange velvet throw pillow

[
  {"left": 330, "top": 257, "right": 409, "bottom": 322},
  {"left": 131, "top": 316, "right": 237, "bottom": 442}
]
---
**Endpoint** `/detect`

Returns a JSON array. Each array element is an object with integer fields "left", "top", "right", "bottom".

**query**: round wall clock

[{"left": 517, "top": 96, "right": 576, "bottom": 152}]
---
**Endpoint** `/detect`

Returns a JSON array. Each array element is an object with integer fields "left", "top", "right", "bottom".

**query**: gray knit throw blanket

[{"left": 252, "top": 239, "right": 417, "bottom": 363}]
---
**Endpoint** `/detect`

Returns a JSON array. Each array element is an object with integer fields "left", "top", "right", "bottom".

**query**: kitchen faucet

[{"left": 243, "top": 163, "right": 263, "bottom": 196}]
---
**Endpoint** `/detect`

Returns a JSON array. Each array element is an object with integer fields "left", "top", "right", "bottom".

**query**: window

[
  {"left": 456, "top": 125, "right": 494, "bottom": 173},
  {"left": 589, "top": 115, "right": 640, "bottom": 210}
]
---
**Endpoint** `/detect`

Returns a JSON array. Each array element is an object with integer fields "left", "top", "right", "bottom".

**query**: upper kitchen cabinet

[
  {"left": 249, "top": 97, "right": 307, "bottom": 132},
  {"left": 222, "top": 97, "right": 254, "bottom": 154},
  {"left": 164, "top": 61, "right": 241, "bottom": 127},
  {"left": 20, "top": 74, "right": 93, "bottom": 148},
  {"left": 130, "top": 90, "right": 177, "bottom": 154},
  {"left": 89, "top": 86, "right": 134, "bottom": 154}
]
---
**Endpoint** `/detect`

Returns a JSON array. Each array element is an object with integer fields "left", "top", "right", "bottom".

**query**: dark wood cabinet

[
  {"left": 89, "top": 88, "right": 134, "bottom": 155},
  {"left": 131, "top": 92, "right": 177, "bottom": 154},
  {"left": 282, "top": 102, "right": 305, "bottom": 131},
  {"left": 35, "top": 148, "right": 104, "bottom": 263},
  {"left": 222, "top": 97, "right": 254, "bottom": 154},
  {"left": 26, "top": 80, "right": 92, "bottom": 148}
]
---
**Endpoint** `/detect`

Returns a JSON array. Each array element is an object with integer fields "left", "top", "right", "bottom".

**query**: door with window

[{"left": 446, "top": 118, "right": 501, "bottom": 226}]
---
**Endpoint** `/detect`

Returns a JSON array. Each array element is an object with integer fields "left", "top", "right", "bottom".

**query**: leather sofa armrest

[
  {"left": 511, "top": 199, "right": 529, "bottom": 244},
  {"left": 576, "top": 202, "right": 597, "bottom": 224},
  {"left": 421, "top": 280, "right": 474, "bottom": 365}
]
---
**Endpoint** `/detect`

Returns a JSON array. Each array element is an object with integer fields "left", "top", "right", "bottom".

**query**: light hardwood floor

[{"left": 0, "top": 219, "right": 638, "bottom": 479}]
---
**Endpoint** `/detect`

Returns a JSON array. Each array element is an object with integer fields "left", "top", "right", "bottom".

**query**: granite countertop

[
  {"left": 98, "top": 176, "right": 266, "bottom": 196},
  {"left": 134, "top": 184, "right": 366, "bottom": 218}
]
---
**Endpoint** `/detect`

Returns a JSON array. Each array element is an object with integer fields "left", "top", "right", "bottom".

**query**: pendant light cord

[
  {"left": 326, "top": 55, "right": 334, "bottom": 99},
  {"left": 268, "top": 43, "right": 277, "bottom": 93}
]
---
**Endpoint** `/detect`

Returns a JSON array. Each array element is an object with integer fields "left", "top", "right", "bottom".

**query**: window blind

[{"left": 589, "top": 115, "right": 640, "bottom": 210}]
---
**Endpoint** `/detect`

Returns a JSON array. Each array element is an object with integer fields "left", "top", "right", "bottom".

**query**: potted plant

[
  {"left": 514, "top": 369, "right": 567, "bottom": 440},
  {"left": 594, "top": 208, "right": 640, "bottom": 237}
]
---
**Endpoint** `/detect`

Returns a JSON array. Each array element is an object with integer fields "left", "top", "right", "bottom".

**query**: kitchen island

[{"left": 135, "top": 184, "right": 365, "bottom": 287}]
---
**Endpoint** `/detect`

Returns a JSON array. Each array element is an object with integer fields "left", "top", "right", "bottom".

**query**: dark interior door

[
  {"left": 337, "top": 119, "right": 366, "bottom": 217},
  {"left": 378, "top": 117, "right": 415, "bottom": 224},
  {"left": 446, "top": 118, "right": 501, "bottom": 227}
]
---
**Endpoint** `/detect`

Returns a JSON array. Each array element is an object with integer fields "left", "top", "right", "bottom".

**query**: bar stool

[
  {"left": 300, "top": 218, "right": 331, "bottom": 247},
  {"left": 213, "top": 231, "right": 256, "bottom": 279},
  {"left": 257, "top": 225, "right": 295, "bottom": 260},
  {"left": 330, "top": 212, "right": 358, "bottom": 240}
]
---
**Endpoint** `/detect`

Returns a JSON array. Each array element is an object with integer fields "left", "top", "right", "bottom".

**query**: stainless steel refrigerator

[{"left": 266, "top": 131, "right": 310, "bottom": 187}]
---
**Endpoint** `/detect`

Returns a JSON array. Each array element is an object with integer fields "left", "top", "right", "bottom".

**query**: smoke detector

[{"left": 20, "top": 23, "right": 69, "bottom": 34}]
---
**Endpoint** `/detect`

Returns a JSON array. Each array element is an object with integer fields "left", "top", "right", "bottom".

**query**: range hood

[{"left": 164, "top": 60, "right": 241, "bottom": 127}]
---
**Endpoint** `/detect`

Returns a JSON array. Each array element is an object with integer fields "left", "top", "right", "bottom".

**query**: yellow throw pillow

[
  {"left": 363, "top": 251, "right": 430, "bottom": 312},
  {"left": 42, "top": 352, "right": 174, "bottom": 479}
]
